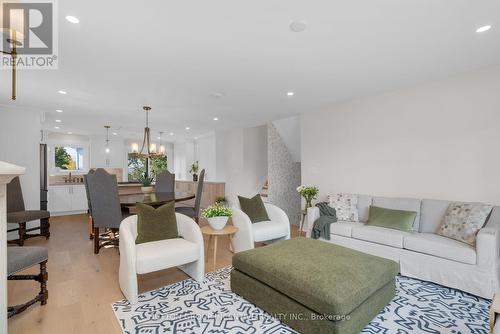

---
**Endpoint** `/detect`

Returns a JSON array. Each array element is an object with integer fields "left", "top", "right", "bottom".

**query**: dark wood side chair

[
  {"left": 84, "top": 169, "right": 127, "bottom": 254},
  {"left": 7, "top": 246, "right": 48, "bottom": 318},
  {"left": 7, "top": 177, "right": 50, "bottom": 246},
  {"left": 155, "top": 170, "right": 175, "bottom": 193},
  {"left": 175, "top": 169, "right": 205, "bottom": 223}
]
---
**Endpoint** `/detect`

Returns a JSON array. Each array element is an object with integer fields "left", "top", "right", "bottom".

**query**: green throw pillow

[
  {"left": 238, "top": 194, "right": 270, "bottom": 223},
  {"left": 135, "top": 202, "right": 179, "bottom": 244},
  {"left": 367, "top": 205, "right": 416, "bottom": 232}
]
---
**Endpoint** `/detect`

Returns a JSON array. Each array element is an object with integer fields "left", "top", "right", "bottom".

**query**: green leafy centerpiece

[
  {"left": 202, "top": 203, "right": 232, "bottom": 230},
  {"left": 138, "top": 173, "right": 154, "bottom": 194}
]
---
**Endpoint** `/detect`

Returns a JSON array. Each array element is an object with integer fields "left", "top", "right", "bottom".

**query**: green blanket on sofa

[{"left": 311, "top": 202, "right": 337, "bottom": 240}]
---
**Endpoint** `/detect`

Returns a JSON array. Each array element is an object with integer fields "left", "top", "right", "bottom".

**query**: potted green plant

[
  {"left": 138, "top": 173, "right": 154, "bottom": 194},
  {"left": 202, "top": 203, "right": 232, "bottom": 230},
  {"left": 189, "top": 161, "right": 199, "bottom": 181},
  {"left": 297, "top": 185, "right": 319, "bottom": 210}
]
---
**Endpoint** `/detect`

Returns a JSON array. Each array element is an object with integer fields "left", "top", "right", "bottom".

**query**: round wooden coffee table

[{"left": 201, "top": 225, "right": 238, "bottom": 272}]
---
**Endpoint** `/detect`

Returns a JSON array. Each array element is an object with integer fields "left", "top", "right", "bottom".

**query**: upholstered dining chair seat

[
  {"left": 8, "top": 246, "right": 48, "bottom": 275},
  {"left": 7, "top": 210, "right": 50, "bottom": 224}
]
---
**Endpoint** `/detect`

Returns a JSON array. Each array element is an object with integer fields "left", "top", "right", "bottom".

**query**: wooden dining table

[{"left": 119, "top": 191, "right": 195, "bottom": 207}]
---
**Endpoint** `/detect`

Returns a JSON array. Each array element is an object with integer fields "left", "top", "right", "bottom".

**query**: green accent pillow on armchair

[
  {"left": 135, "top": 202, "right": 179, "bottom": 244},
  {"left": 238, "top": 194, "right": 270, "bottom": 223},
  {"left": 367, "top": 205, "right": 416, "bottom": 232}
]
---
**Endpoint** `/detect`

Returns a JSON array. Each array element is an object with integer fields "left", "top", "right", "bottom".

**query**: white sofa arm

[
  {"left": 306, "top": 207, "right": 320, "bottom": 238},
  {"left": 264, "top": 203, "right": 291, "bottom": 239},
  {"left": 119, "top": 215, "right": 139, "bottom": 304},
  {"left": 477, "top": 208, "right": 500, "bottom": 269},
  {"left": 176, "top": 213, "right": 205, "bottom": 281},
  {"left": 231, "top": 207, "right": 254, "bottom": 253}
]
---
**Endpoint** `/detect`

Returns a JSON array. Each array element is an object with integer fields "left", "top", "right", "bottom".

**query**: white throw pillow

[{"left": 328, "top": 193, "right": 359, "bottom": 222}]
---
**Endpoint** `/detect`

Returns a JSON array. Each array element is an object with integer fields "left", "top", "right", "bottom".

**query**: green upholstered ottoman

[{"left": 231, "top": 237, "right": 398, "bottom": 334}]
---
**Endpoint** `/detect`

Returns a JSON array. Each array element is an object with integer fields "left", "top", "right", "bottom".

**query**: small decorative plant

[
  {"left": 214, "top": 196, "right": 227, "bottom": 205},
  {"left": 297, "top": 185, "right": 319, "bottom": 210},
  {"left": 138, "top": 173, "right": 154, "bottom": 194},
  {"left": 189, "top": 161, "right": 199, "bottom": 181},
  {"left": 202, "top": 203, "right": 232, "bottom": 230}
]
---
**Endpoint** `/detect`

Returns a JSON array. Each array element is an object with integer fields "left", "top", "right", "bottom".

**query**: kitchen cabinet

[{"left": 48, "top": 184, "right": 88, "bottom": 215}]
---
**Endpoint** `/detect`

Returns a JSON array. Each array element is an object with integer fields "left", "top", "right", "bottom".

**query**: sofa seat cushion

[
  {"left": 252, "top": 221, "right": 288, "bottom": 242},
  {"left": 136, "top": 238, "right": 199, "bottom": 274},
  {"left": 352, "top": 225, "right": 412, "bottom": 248},
  {"left": 330, "top": 221, "right": 363, "bottom": 237},
  {"left": 404, "top": 233, "right": 476, "bottom": 265}
]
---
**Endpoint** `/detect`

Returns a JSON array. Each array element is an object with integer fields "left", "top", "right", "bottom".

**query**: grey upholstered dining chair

[
  {"left": 7, "top": 177, "right": 50, "bottom": 246},
  {"left": 175, "top": 169, "right": 205, "bottom": 223},
  {"left": 84, "top": 168, "right": 126, "bottom": 254},
  {"left": 7, "top": 246, "right": 48, "bottom": 317},
  {"left": 155, "top": 170, "right": 175, "bottom": 193}
]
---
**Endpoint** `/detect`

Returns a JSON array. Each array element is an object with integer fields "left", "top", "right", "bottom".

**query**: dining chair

[
  {"left": 155, "top": 170, "right": 175, "bottom": 193},
  {"left": 7, "top": 177, "right": 50, "bottom": 246},
  {"left": 175, "top": 169, "right": 205, "bottom": 223},
  {"left": 84, "top": 168, "right": 127, "bottom": 254}
]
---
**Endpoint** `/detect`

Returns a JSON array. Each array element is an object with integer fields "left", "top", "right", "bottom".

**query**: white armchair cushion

[
  {"left": 352, "top": 225, "right": 412, "bottom": 248},
  {"left": 404, "top": 233, "right": 476, "bottom": 265},
  {"left": 252, "top": 221, "right": 289, "bottom": 242},
  {"left": 136, "top": 238, "right": 200, "bottom": 274}
]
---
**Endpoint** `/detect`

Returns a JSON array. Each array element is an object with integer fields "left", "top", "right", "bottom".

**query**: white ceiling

[{"left": 1, "top": 0, "right": 499, "bottom": 141}]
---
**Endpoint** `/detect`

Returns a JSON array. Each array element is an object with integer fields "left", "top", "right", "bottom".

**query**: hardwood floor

[{"left": 8, "top": 214, "right": 302, "bottom": 334}]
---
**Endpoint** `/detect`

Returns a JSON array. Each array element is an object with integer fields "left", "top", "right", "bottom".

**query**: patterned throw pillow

[
  {"left": 437, "top": 202, "right": 493, "bottom": 246},
  {"left": 328, "top": 193, "right": 359, "bottom": 222}
]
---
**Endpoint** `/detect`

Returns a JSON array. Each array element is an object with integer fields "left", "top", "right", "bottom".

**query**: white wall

[
  {"left": 272, "top": 115, "right": 301, "bottom": 162},
  {"left": 302, "top": 65, "right": 500, "bottom": 204},
  {"left": 174, "top": 141, "right": 195, "bottom": 180},
  {"left": 0, "top": 110, "right": 41, "bottom": 237},
  {"left": 223, "top": 125, "right": 268, "bottom": 204},
  {"left": 195, "top": 133, "right": 217, "bottom": 181}
]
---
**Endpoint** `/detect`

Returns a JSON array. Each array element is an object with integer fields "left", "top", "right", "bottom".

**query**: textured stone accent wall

[{"left": 267, "top": 123, "right": 301, "bottom": 226}]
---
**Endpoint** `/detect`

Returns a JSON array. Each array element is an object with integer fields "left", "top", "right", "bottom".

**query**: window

[
  {"left": 55, "top": 146, "right": 84, "bottom": 170},
  {"left": 127, "top": 155, "right": 168, "bottom": 181}
]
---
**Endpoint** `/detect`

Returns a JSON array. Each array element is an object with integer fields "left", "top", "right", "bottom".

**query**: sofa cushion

[
  {"left": 136, "top": 238, "right": 199, "bottom": 274},
  {"left": 357, "top": 194, "right": 373, "bottom": 222},
  {"left": 328, "top": 193, "right": 359, "bottom": 222},
  {"left": 373, "top": 196, "right": 421, "bottom": 231},
  {"left": 330, "top": 221, "right": 363, "bottom": 237},
  {"left": 135, "top": 202, "right": 178, "bottom": 244},
  {"left": 437, "top": 202, "right": 493, "bottom": 246},
  {"left": 252, "top": 221, "right": 288, "bottom": 242},
  {"left": 351, "top": 224, "right": 412, "bottom": 248},
  {"left": 367, "top": 206, "right": 417, "bottom": 232},
  {"left": 404, "top": 233, "right": 476, "bottom": 265},
  {"left": 420, "top": 199, "right": 451, "bottom": 233}
]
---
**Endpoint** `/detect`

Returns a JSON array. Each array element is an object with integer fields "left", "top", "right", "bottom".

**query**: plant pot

[
  {"left": 207, "top": 216, "right": 229, "bottom": 230},
  {"left": 141, "top": 186, "right": 153, "bottom": 194},
  {"left": 192, "top": 174, "right": 198, "bottom": 182}
]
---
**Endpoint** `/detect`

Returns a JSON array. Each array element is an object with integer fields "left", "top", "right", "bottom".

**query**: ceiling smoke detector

[{"left": 290, "top": 20, "right": 307, "bottom": 33}]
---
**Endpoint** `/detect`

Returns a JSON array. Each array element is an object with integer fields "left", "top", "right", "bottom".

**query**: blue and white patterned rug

[{"left": 112, "top": 267, "right": 491, "bottom": 333}]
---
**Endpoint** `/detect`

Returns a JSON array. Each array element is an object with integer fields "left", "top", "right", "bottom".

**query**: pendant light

[
  {"left": 129, "top": 106, "right": 165, "bottom": 158},
  {"left": 104, "top": 126, "right": 111, "bottom": 153}
]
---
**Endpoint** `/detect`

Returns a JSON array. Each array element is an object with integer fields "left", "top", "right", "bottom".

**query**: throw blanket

[{"left": 311, "top": 202, "right": 337, "bottom": 240}]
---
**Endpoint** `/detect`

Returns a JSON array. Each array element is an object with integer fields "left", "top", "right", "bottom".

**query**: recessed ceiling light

[
  {"left": 54, "top": 126, "right": 60, "bottom": 129},
  {"left": 112, "top": 132, "right": 117, "bottom": 136},
  {"left": 185, "top": 127, "right": 190, "bottom": 130},
  {"left": 65, "top": 16, "right": 80, "bottom": 24},
  {"left": 56, "top": 109, "right": 63, "bottom": 113},
  {"left": 170, "top": 132, "right": 174, "bottom": 136},
  {"left": 157, "top": 136, "right": 161, "bottom": 139},
  {"left": 476, "top": 25, "right": 492, "bottom": 33},
  {"left": 55, "top": 119, "right": 62, "bottom": 123},
  {"left": 287, "top": 91, "right": 295, "bottom": 96},
  {"left": 58, "top": 90, "right": 67, "bottom": 95},
  {"left": 213, "top": 117, "right": 219, "bottom": 121},
  {"left": 194, "top": 137, "right": 198, "bottom": 140},
  {"left": 67, "top": 131, "right": 73, "bottom": 134},
  {"left": 290, "top": 20, "right": 307, "bottom": 33}
]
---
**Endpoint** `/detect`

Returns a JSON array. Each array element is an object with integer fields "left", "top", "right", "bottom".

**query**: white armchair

[
  {"left": 231, "top": 202, "right": 291, "bottom": 253},
  {"left": 119, "top": 213, "right": 204, "bottom": 304}
]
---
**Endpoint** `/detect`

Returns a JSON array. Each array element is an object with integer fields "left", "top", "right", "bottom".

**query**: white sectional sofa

[{"left": 307, "top": 195, "right": 500, "bottom": 298}]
